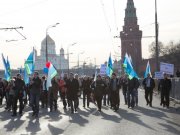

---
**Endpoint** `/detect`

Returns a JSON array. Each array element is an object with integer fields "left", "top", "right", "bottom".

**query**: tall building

[
  {"left": 120, "top": 0, "right": 142, "bottom": 73},
  {"left": 35, "top": 35, "right": 68, "bottom": 70}
]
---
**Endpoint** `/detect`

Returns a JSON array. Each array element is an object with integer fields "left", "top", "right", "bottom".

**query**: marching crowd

[{"left": 0, "top": 71, "right": 172, "bottom": 118}]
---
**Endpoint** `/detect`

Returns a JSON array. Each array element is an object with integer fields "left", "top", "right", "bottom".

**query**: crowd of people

[{"left": 0, "top": 71, "right": 172, "bottom": 118}]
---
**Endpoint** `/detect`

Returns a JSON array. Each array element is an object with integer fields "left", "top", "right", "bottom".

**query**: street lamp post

[
  {"left": 45, "top": 23, "right": 59, "bottom": 62},
  {"left": 83, "top": 57, "right": 90, "bottom": 75},
  {"left": 67, "top": 42, "right": 77, "bottom": 75},
  {"left": 155, "top": 0, "right": 159, "bottom": 71},
  {"left": 78, "top": 51, "right": 84, "bottom": 75}
]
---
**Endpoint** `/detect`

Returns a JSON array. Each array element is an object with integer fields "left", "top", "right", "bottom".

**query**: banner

[
  {"left": 154, "top": 72, "right": 164, "bottom": 79},
  {"left": 100, "top": 64, "right": 107, "bottom": 75},
  {"left": 160, "top": 62, "right": 174, "bottom": 75}
]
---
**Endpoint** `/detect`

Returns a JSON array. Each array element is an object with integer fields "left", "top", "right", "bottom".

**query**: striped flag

[
  {"left": 106, "top": 53, "right": 113, "bottom": 77},
  {"left": 25, "top": 50, "right": 35, "bottom": 75},
  {"left": 46, "top": 62, "right": 57, "bottom": 89},
  {"left": 123, "top": 53, "right": 138, "bottom": 80},
  {"left": 144, "top": 61, "right": 151, "bottom": 78},
  {"left": 1, "top": 54, "right": 11, "bottom": 81}
]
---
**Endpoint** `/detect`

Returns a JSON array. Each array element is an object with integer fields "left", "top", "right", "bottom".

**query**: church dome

[
  {"left": 60, "top": 47, "right": 64, "bottom": 52},
  {"left": 41, "top": 35, "right": 55, "bottom": 45}
]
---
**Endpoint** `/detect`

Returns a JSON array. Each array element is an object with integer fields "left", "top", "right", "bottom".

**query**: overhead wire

[{"left": 99, "top": 0, "right": 121, "bottom": 60}]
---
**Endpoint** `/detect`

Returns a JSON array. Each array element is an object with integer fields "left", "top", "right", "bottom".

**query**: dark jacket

[
  {"left": 49, "top": 79, "right": 59, "bottom": 100},
  {"left": 142, "top": 77, "right": 155, "bottom": 90},
  {"left": 14, "top": 78, "right": 25, "bottom": 97},
  {"left": 128, "top": 77, "right": 140, "bottom": 91},
  {"left": 82, "top": 79, "right": 91, "bottom": 93},
  {"left": 109, "top": 78, "right": 120, "bottom": 93},
  {"left": 91, "top": 79, "right": 106, "bottom": 97},
  {"left": 159, "top": 78, "right": 171, "bottom": 94},
  {"left": 120, "top": 77, "right": 128, "bottom": 91},
  {"left": 30, "top": 77, "right": 42, "bottom": 94},
  {"left": 66, "top": 78, "right": 79, "bottom": 100}
]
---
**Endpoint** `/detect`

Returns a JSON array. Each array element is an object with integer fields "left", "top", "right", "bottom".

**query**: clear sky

[{"left": 0, "top": 0, "right": 180, "bottom": 69}]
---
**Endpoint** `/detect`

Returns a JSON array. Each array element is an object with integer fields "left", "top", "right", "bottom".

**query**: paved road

[{"left": 0, "top": 90, "right": 180, "bottom": 135}]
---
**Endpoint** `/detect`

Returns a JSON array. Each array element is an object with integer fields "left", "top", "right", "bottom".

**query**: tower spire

[{"left": 120, "top": 0, "right": 142, "bottom": 74}]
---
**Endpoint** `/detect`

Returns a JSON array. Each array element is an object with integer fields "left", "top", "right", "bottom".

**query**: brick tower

[{"left": 120, "top": 0, "right": 142, "bottom": 73}]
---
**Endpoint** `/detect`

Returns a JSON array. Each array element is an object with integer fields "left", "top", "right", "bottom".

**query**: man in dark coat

[
  {"left": 30, "top": 72, "right": 42, "bottom": 117},
  {"left": 120, "top": 74, "right": 128, "bottom": 105},
  {"left": 159, "top": 73, "right": 172, "bottom": 108},
  {"left": 12, "top": 74, "right": 25, "bottom": 117},
  {"left": 143, "top": 73, "right": 155, "bottom": 107},
  {"left": 91, "top": 74, "right": 106, "bottom": 112},
  {"left": 82, "top": 76, "right": 91, "bottom": 108},
  {"left": 127, "top": 77, "right": 139, "bottom": 108},
  {"left": 66, "top": 73, "right": 79, "bottom": 114},
  {"left": 109, "top": 73, "right": 120, "bottom": 112}
]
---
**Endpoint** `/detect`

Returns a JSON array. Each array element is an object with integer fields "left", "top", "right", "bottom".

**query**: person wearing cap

[
  {"left": 66, "top": 73, "right": 79, "bottom": 114},
  {"left": 91, "top": 74, "right": 106, "bottom": 112},
  {"left": 109, "top": 73, "right": 120, "bottom": 112},
  {"left": 12, "top": 74, "right": 25, "bottom": 117},
  {"left": 142, "top": 73, "right": 155, "bottom": 107},
  {"left": 159, "top": 73, "right": 172, "bottom": 108},
  {"left": 30, "top": 71, "right": 42, "bottom": 117}
]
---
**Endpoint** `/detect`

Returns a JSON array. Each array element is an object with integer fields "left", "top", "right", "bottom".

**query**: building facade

[
  {"left": 35, "top": 35, "right": 68, "bottom": 70},
  {"left": 120, "top": 0, "right": 142, "bottom": 73}
]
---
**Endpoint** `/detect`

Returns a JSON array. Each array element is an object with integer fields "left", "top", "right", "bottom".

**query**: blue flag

[
  {"left": 25, "top": 50, "right": 35, "bottom": 75},
  {"left": 123, "top": 53, "right": 138, "bottom": 79},
  {"left": 106, "top": 53, "right": 113, "bottom": 77},
  {"left": 144, "top": 61, "right": 151, "bottom": 78},
  {"left": 24, "top": 68, "right": 30, "bottom": 84},
  {"left": 1, "top": 54, "right": 11, "bottom": 81}
]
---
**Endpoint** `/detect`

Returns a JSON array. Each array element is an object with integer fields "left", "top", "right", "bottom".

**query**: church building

[{"left": 34, "top": 35, "right": 68, "bottom": 70}]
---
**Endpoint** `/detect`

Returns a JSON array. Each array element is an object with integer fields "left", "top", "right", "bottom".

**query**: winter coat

[
  {"left": 82, "top": 79, "right": 91, "bottom": 94},
  {"left": 30, "top": 77, "right": 42, "bottom": 94},
  {"left": 49, "top": 79, "right": 59, "bottom": 100},
  {"left": 143, "top": 77, "right": 155, "bottom": 91},
  {"left": 14, "top": 78, "right": 25, "bottom": 97},
  {"left": 128, "top": 77, "right": 140, "bottom": 91},
  {"left": 66, "top": 78, "right": 79, "bottom": 100},
  {"left": 159, "top": 78, "right": 171, "bottom": 94},
  {"left": 91, "top": 79, "right": 106, "bottom": 98}
]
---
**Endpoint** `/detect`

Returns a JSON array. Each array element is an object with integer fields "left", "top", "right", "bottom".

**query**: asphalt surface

[{"left": 0, "top": 89, "right": 180, "bottom": 135}]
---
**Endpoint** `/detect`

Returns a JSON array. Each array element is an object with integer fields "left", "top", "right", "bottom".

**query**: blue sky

[{"left": 0, "top": 0, "right": 180, "bottom": 69}]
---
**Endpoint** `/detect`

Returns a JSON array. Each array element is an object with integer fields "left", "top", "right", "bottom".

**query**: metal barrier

[{"left": 170, "top": 78, "right": 180, "bottom": 102}]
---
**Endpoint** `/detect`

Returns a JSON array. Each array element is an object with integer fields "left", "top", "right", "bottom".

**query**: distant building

[{"left": 35, "top": 35, "right": 68, "bottom": 70}]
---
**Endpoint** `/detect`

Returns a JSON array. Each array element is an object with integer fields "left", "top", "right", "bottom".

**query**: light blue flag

[
  {"left": 1, "top": 54, "right": 11, "bottom": 81},
  {"left": 123, "top": 54, "right": 138, "bottom": 79},
  {"left": 6, "top": 57, "right": 11, "bottom": 81},
  {"left": 25, "top": 50, "right": 35, "bottom": 75},
  {"left": 106, "top": 53, "right": 113, "bottom": 77},
  {"left": 144, "top": 61, "right": 151, "bottom": 78},
  {"left": 24, "top": 68, "right": 30, "bottom": 84}
]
